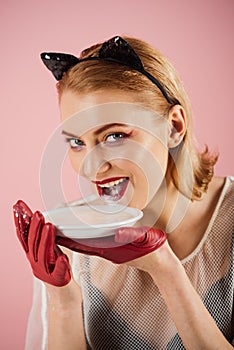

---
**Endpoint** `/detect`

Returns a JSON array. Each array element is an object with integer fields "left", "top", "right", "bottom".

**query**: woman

[{"left": 13, "top": 36, "right": 233, "bottom": 349}]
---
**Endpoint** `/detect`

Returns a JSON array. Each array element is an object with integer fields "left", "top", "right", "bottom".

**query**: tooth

[
  {"left": 113, "top": 178, "right": 125, "bottom": 185},
  {"left": 114, "top": 179, "right": 122, "bottom": 185},
  {"left": 98, "top": 177, "right": 127, "bottom": 188}
]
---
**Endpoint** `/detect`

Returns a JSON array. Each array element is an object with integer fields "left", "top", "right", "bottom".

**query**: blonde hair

[{"left": 57, "top": 36, "right": 218, "bottom": 200}]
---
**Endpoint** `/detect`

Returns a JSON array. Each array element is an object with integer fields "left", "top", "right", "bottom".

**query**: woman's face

[{"left": 60, "top": 90, "right": 170, "bottom": 210}]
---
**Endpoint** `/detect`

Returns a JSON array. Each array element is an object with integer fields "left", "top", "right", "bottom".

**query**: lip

[
  {"left": 93, "top": 176, "right": 129, "bottom": 200},
  {"left": 92, "top": 176, "right": 128, "bottom": 185}
]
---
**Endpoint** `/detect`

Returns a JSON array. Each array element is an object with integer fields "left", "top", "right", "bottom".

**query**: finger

[
  {"left": 133, "top": 228, "right": 167, "bottom": 248},
  {"left": 13, "top": 209, "right": 28, "bottom": 252},
  {"left": 115, "top": 226, "right": 147, "bottom": 243},
  {"left": 144, "top": 229, "right": 167, "bottom": 248},
  {"left": 14, "top": 200, "right": 33, "bottom": 217},
  {"left": 56, "top": 235, "right": 104, "bottom": 255},
  {"left": 28, "top": 211, "right": 45, "bottom": 261},
  {"left": 38, "top": 223, "right": 57, "bottom": 274},
  {"left": 52, "top": 255, "right": 71, "bottom": 286},
  {"left": 13, "top": 201, "right": 33, "bottom": 253},
  {"left": 56, "top": 235, "right": 93, "bottom": 252},
  {"left": 54, "top": 242, "right": 65, "bottom": 257}
]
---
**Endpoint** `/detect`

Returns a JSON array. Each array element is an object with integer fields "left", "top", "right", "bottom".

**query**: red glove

[
  {"left": 13, "top": 200, "right": 71, "bottom": 287},
  {"left": 56, "top": 226, "right": 167, "bottom": 264}
]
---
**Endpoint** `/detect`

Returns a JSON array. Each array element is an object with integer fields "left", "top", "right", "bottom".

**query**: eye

[
  {"left": 65, "top": 138, "right": 85, "bottom": 151},
  {"left": 104, "top": 132, "right": 129, "bottom": 144}
]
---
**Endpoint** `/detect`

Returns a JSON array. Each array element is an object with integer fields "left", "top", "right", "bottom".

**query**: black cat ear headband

[{"left": 41, "top": 36, "right": 175, "bottom": 104}]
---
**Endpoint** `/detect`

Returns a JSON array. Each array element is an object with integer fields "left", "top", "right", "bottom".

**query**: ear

[{"left": 167, "top": 105, "right": 187, "bottom": 148}]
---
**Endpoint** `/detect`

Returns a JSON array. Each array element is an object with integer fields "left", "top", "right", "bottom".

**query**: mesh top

[{"left": 25, "top": 176, "right": 234, "bottom": 349}]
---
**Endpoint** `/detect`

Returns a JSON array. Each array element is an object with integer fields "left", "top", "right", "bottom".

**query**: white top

[{"left": 25, "top": 176, "right": 234, "bottom": 349}]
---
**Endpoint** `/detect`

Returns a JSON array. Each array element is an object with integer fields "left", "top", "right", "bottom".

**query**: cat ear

[
  {"left": 40, "top": 52, "right": 79, "bottom": 80},
  {"left": 98, "top": 36, "right": 144, "bottom": 70}
]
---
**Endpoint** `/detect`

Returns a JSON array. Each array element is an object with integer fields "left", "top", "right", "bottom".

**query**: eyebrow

[{"left": 61, "top": 123, "right": 128, "bottom": 138}]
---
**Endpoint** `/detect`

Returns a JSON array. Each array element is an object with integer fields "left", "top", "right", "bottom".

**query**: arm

[
  {"left": 27, "top": 212, "right": 232, "bottom": 349},
  {"left": 46, "top": 279, "right": 86, "bottom": 350},
  {"left": 136, "top": 241, "right": 233, "bottom": 350},
  {"left": 13, "top": 200, "right": 87, "bottom": 350}
]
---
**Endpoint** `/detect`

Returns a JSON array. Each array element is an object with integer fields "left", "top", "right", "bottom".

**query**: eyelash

[
  {"left": 65, "top": 132, "right": 131, "bottom": 151},
  {"left": 104, "top": 132, "right": 131, "bottom": 144},
  {"left": 65, "top": 138, "right": 84, "bottom": 151}
]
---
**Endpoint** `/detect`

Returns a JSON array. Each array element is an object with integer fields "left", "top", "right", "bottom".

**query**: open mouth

[{"left": 94, "top": 177, "right": 129, "bottom": 201}]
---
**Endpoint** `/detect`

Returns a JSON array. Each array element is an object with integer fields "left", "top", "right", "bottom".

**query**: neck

[{"left": 141, "top": 178, "right": 191, "bottom": 234}]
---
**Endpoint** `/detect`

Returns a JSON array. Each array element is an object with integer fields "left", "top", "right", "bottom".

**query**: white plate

[{"left": 42, "top": 204, "right": 143, "bottom": 239}]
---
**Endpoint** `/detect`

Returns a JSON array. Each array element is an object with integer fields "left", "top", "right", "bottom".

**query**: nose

[{"left": 81, "top": 145, "right": 111, "bottom": 179}]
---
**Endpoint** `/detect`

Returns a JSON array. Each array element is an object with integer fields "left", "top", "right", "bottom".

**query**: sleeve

[{"left": 25, "top": 277, "right": 48, "bottom": 350}]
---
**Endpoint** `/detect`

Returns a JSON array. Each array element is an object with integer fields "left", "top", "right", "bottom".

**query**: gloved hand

[
  {"left": 56, "top": 226, "right": 167, "bottom": 264},
  {"left": 13, "top": 200, "right": 71, "bottom": 287}
]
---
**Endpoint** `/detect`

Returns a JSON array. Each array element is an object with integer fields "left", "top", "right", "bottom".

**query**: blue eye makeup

[{"left": 63, "top": 130, "right": 132, "bottom": 151}]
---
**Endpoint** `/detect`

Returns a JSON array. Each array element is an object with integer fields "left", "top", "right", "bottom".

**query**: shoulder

[
  {"left": 209, "top": 176, "right": 234, "bottom": 238},
  {"left": 225, "top": 175, "right": 234, "bottom": 193},
  {"left": 197, "top": 176, "right": 232, "bottom": 229},
  {"left": 206, "top": 176, "right": 234, "bottom": 269},
  {"left": 207, "top": 176, "right": 234, "bottom": 211},
  {"left": 217, "top": 176, "right": 234, "bottom": 211},
  {"left": 221, "top": 175, "right": 234, "bottom": 190},
  {"left": 181, "top": 176, "right": 233, "bottom": 264}
]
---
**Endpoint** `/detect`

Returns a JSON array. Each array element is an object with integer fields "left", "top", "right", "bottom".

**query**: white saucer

[{"left": 42, "top": 204, "right": 143, "bottom": 239}]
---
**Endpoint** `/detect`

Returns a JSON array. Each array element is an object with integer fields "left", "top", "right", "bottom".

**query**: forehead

[
  {"left": 60, "top": 90, "right": 143, "bottom": 119},
  {"left": 60, "top": 90, "right": 169, "bottom": 137}
]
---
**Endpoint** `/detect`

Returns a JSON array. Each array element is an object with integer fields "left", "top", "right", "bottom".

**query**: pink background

[{"left": 1, "top": 0, "right": 233, "bottom": 348}]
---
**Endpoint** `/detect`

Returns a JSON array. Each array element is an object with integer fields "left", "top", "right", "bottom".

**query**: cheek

[
  {"left": 68, "top": 150, "right": 82, "bottom": 173},
  {"left": 129, "top": 141, "right": 169, "bottom": 204},
  {"left": 152, "top": 147, "right": 169, "bottom": 174},
  {"left": 114, "top": 159, "right": 145, "bottom": 176},
  {"left": 116, "top": 141, "right": 168, "bottom": 178}
]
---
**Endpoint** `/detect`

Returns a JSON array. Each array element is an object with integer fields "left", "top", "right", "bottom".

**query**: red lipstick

[{"left": 92, "top": 176, "right": 128, "bottom": 185}]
